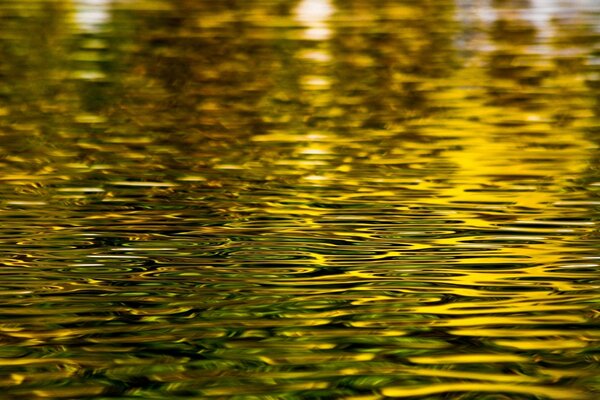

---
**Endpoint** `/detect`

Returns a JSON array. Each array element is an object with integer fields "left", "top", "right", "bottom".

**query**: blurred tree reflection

[{"left": 0, "top": 0, "right": 597, "bottom": 191}]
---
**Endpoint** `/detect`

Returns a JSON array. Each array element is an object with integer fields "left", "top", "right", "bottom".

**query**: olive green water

[{"left": 0, "top": 0, "right": 599, "bottom": 399}]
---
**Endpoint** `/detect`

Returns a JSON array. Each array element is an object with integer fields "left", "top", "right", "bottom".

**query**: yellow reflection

[
  {"left": 298, "top": 49, "right": 332, "bottom": 63},
  {"left": 424, "top": 83, "right": 594, "bottom": 210},
  {"left": 301, "top": 75, "right": 331, "bottom": 90},
  {"left": 382, "top": 382, "right": 587, "bottom": 399},
  {"left": 408, "top": 354, "right": 529, "bottom": 364}
]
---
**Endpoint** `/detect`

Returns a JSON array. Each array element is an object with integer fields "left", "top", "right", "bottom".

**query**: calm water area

[{"left": 0, "top": 0, "right": 599, "bottom": 399}]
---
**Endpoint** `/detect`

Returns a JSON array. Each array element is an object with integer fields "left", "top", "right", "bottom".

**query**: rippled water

[{"left": 0, "top": 0, "right": 599, "bottom": 398}]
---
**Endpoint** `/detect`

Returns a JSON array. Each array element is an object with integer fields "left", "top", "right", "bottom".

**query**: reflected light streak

[
  {"left": 74, "top": 0, "right": 111, "bottom": 31},
  {"left": 295, "top": 0, "right": 334, "bottom": 41}
]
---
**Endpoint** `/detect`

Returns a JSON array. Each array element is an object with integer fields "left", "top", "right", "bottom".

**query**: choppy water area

[{"left": 0, "top": 0, "right": 599, "bottom": 398}]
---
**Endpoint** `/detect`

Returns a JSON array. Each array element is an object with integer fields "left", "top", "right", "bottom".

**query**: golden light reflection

[
  {"left": 0, "top": 0, "right": 598, "bottom": 399},
  {"left": 294, "top": 0, "right": 334, "bottom": 41},
  {"left": 72, "top": 0, "right": 111, "bottom": 32}
]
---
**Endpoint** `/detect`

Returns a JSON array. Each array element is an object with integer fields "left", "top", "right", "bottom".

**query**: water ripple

[{"left": 0, "top": 0, "right": 599, "bottom": 398}]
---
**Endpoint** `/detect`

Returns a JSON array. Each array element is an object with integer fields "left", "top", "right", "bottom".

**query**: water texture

[{"left": 0, "top": 0, "right": 599, "bottom": 399}]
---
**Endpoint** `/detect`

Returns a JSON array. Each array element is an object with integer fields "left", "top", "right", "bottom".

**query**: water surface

[{"left": 0, "top": 0, "right": 599, "bottom": 399}]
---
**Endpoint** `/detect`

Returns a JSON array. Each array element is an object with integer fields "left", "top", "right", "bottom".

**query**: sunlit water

[{"left": 0, "top": 0, "right": 599, "bottom": 399}]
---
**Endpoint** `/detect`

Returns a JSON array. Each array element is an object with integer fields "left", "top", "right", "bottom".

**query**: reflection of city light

[
  {"left": 74, "top": 0, "right": 111, "bottom": 31},
  {"left": 295, "top": 0, "right": 334, "bottom": 40}
]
